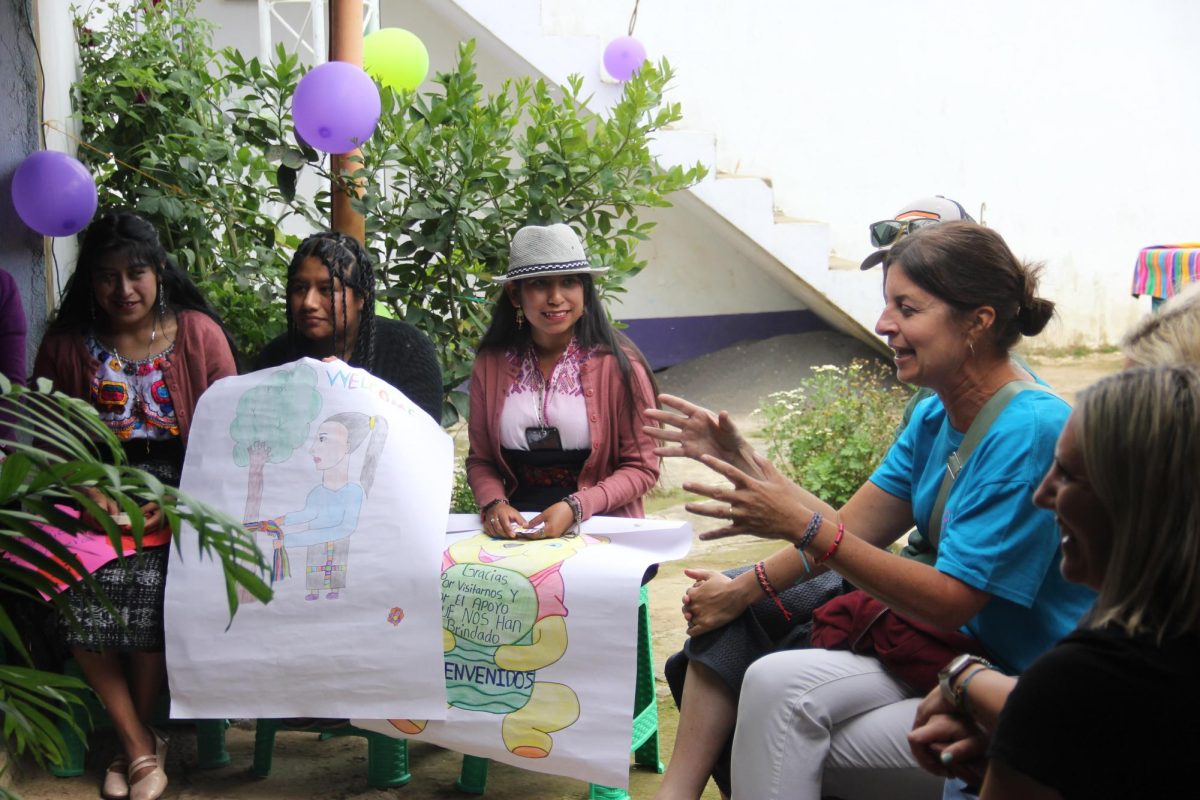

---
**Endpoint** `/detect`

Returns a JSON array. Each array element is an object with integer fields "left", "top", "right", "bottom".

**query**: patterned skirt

[
  {"left": 59, "top": 546, "right": 169, "bottom": 652},
  {"left": 58, "top": 435, "right": 181, "bottom": 653}
]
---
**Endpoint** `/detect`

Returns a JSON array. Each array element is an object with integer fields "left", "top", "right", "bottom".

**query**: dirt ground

[{"left": 5, "top": 336, "right": 1122, "bottom": 800}]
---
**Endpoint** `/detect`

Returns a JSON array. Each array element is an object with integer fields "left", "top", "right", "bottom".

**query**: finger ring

[{"left": 489, "top": 517, "right": 497, "bottom": 523}]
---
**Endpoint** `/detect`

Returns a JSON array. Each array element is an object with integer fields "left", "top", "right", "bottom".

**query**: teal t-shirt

[{"left": 870, "top": 392, "right": 1096, "bottom": 673}]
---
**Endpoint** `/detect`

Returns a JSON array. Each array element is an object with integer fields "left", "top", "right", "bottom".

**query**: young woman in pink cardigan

[
  {"left": 34, "top": 211, "right": 237, "bottom": 800},
  {"left": 466, "top": 223, "right": 659, "bottom": 539}
]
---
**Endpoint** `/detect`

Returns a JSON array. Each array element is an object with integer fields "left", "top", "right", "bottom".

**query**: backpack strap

[{"left": 926, "top": 381, "right": 1059, "bottom": 549}]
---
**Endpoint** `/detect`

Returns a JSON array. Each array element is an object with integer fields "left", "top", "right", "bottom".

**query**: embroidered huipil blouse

[
  {"left": 87, "top": 336, "right": 179, "bottom": 440},
  {"left": 498, "top": 338, "right": 594, "bottom": 450}
]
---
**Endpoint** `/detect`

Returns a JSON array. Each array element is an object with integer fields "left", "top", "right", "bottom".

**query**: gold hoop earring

[{"left": 515, "top": 307, "right": 525, "bottom": 329}]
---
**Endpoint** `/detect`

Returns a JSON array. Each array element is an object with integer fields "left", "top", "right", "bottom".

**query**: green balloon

[{"left": 363, "top": 28, "right": 429, "bottom": 92}]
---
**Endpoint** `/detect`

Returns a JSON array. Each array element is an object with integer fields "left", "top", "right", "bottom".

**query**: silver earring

[{"left": 967, "top": 339, "right": 976, "bottom": 358}]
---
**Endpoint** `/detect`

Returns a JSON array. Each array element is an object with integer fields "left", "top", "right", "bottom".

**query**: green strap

[{"left": 926, "top": 381, "right": 1059, "bottom": 549}]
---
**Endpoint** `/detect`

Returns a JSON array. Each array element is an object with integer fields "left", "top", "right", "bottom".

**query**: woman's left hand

[
  {"left": 683, "top": 453, "right": 811, "bottom": 543},
  {"left": 908, "top": 686, "right": 989, "bottom": 783},
  {"left": 140, "top": 501, "right": 165, "bottom": 531},
  {"left": 526, "top": 501, "right": 575, "bottom": 539}
]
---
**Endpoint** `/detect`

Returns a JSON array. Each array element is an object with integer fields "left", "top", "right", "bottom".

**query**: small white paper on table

[
  {"left": 166, "top": 358, "right": 450, "bottom": 719},
  {"left": 354, "top": 516, "right": 692, "bottom": 789}
]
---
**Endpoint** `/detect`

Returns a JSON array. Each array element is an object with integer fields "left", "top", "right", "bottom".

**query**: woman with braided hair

[{"left": 255, "top": 231, "right": 443, "bottom": 422}]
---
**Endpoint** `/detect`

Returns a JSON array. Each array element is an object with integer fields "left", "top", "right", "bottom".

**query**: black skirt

[{"left": 58, "top": 437, "right": 182, "bottom": 653}]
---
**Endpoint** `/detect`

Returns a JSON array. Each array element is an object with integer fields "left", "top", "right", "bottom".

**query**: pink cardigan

[
  {"left": 33, "top": 310, "right": 237, "bottom": 445},
  {"left": 466, "top": 346, "right": 660, "bottom": 520}
]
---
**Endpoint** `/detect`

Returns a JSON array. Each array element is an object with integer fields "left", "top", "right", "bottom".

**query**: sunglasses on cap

[{"left": 868, "top": 217, "right": 942, "bottom": 248}]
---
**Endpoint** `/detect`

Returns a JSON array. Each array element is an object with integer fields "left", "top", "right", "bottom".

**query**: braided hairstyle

[{"left": 285, "top": 231, "right": 377, "bottom": 370}]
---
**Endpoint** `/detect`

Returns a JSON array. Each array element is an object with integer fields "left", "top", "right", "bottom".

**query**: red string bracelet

[
  {"left": 754, "top": 560, "right": 792, "bottom": 622},
  {"left": 813, "top": 521, "right": 845, "bottom": 566}
]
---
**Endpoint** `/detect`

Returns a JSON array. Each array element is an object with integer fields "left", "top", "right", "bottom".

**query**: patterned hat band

[
  {"left": 503, "top": 260, "right": 595, "bottom": 280},
  {"left": 494, "top": 223, "right": 610, "bottom": 283}
]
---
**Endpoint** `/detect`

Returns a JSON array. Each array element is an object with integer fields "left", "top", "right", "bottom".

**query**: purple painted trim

[{"left": 621, "top": 309, "right": 829, "bottom": 370}]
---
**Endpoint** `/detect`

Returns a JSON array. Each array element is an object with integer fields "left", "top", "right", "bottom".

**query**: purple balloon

[
  {"left": 603, "top": 36, "right": 647, "bottom": 81},
  {"left": 11, "top": 151, "right": 98, "bottom": 237},
  {"left": 292, "top": 61, "right": 382, "bottom": 155}
]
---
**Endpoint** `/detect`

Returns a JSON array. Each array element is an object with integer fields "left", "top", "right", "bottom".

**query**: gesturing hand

[
  {"left": 683, "top": 453, "right": 811, "bottom": 543},
  {"left": 643, "top": 394, "right": 760, "bottom": 477}
]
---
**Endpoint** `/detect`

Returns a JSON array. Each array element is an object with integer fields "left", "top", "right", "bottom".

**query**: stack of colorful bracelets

[{"left": 753, "top": 509, "right": 845, "bottom": 621}]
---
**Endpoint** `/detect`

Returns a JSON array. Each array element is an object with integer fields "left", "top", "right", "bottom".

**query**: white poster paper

[
  {"left": 354, "top": 516, "right": 692, "bottom": 789},
  {"left": 166, "top": 358, "right": 450, "bottom": 719}
]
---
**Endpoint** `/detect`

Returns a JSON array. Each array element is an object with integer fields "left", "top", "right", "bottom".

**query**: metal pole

[
  {"left": 310, "top": 0, "right": 327, "bottom": 65},
  {"left": 258, "top": 0, "right": 273, "bottom": 64},
  {"left": 328, "top": 0, "right": 365, "bottom": 244}
]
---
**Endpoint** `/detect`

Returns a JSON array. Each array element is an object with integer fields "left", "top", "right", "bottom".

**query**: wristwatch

[{"left": 938, "top": 654, "right": 992, "bottom": 709}]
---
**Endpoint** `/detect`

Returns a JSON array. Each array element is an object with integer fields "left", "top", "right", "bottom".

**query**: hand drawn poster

[
  {"left": 354, "top": 516, "right": 692, "bottom": 789},
  {"left": 166, "top": 358, "right": 450, "bottom": 719}
]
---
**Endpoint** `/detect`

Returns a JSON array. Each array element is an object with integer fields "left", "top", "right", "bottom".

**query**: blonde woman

[{"left": 909, "top": 365, "right": 1200, "bottom": 799}]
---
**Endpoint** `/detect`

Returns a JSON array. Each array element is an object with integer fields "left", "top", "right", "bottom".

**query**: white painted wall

[{"left": 544, "top": 0, "right": 1200, "bottom": 346}]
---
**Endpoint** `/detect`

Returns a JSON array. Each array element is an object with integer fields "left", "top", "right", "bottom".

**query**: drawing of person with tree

[{"left": 234, "top": 363, "right": 387, "bottom": 600}]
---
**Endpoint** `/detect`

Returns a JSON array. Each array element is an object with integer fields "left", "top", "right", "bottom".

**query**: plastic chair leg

[
  {"left": 456, "top": 754, "right": 490, "bottom": 793},
  {"left": 252, "top": 719, "right": 282, "bottom": 777},
  {"left": 194, "top": 719, "right": 231, "bottom": 769},
  {"left": 50, "top": 657, "right": 96, "bottom": 778},
  {"left": 254, "top": 720, "right": 410, "bottom": 787},
  {"left": 364, "top": 730, "right": 411, "bottom": 788}
]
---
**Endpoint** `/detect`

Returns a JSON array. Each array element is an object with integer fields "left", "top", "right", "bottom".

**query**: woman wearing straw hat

[{"left": 466, "top": 223, "right": 660, "bottom": 539}]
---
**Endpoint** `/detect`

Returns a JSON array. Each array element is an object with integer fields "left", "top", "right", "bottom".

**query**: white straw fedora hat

[{"left": 492, "top": 223, "right": 609, "bottom": 283}]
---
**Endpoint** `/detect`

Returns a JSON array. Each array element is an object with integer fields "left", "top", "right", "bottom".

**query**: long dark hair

[
  {"left": 285, "top": 231, "right": 377, "bottom": 371},
  {"left": 477, "top": 274, "right": 660, "bottom": 424},
  {"left": 47, "top": 210, "right": 238, "bottom": 357}
]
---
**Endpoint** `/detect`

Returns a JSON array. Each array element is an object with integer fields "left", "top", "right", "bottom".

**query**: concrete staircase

[{"left": 426, "top": 0, "right": 887, "bottom": 355}]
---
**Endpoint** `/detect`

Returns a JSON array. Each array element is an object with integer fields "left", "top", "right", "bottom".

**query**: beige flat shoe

[
  {"left": 149, "top": 725, "right": 169, "bottom": 764},
  {"left": 127, "top": 754, "right": 167, "bottom": 800},
  {"left": 101, "top": 754, "right": 129, "bottom": 800}
]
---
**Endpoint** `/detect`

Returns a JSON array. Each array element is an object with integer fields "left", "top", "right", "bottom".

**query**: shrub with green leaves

[
  {"left": 73, "top": 3, "right": 705, "bottom": 423},
  {"left": 450, "top": 458, "right": 480, "bottom": 516},
  {"left": 758, "top": 360, "right": 913, "bottom": 506}
]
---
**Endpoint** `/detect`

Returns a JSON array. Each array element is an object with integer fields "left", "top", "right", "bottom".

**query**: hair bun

[{"left": 1017, "top": 296, "right": 1055, "bottom": 336}]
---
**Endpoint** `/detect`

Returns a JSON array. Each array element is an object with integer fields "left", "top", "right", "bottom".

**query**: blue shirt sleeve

[{"left": 869, "top": 394, "right": 935, "bottom": 503}]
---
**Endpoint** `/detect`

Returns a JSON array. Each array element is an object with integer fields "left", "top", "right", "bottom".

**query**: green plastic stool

[
  {"left": 456, "top": 585, "right": 663, "bottom": 798},
  {"left": 50, "top": 657, "right": 230, "bottom": 777},
  {"left": 252, "top": 719, "right": 411, "bottom": 788}
]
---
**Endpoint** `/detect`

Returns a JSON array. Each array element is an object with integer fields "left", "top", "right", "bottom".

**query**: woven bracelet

[
  {"left": 796, "top": 510, "right": 823, "bottom": 552},
  {"left": 480, "top": 498, "right": 505, "bottom": 520},
  {"left": 754, "top": 561, "right": 793, "bottom": 622}
]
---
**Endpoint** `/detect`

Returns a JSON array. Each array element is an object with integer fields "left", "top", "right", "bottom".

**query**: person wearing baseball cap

[{"left": 860, "top": 196, "right": 975, "bottom": 270}]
